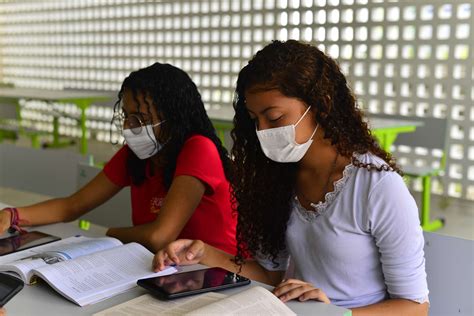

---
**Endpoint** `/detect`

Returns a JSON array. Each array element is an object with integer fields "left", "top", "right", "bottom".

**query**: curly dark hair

[
  {"left": 231, "top": 40, "right": 400, "bottom": 266},
  {"left": 112, "top": 62, "right": 232, "bottom": 188}
]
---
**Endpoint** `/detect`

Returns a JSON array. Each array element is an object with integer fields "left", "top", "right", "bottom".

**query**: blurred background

[{"left": 0, "top": 0, "right": 472, "bottom": 239}]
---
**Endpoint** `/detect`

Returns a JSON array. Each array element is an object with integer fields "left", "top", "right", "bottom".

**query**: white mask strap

[
  {"left": 309, "top": 124, "right": 319, "bottom": 140},
  {"left": 151, "top": 120, "right": 166, "bottom": 128},
  {"left": 294, "top": 106, "right": 312, "bottom": 126},
  {"left": 295, "top": 106, "right": 318, "bottom": 142}
]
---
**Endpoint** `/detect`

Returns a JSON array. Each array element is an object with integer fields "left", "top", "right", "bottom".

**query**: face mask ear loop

[
  {"left": 294, "top": 106, "right": 318, "bottom": 143},
  {"left": 144, "top": 124, "right": 158, "bottom": 157},
  {"left": 148, "top": 120, "right": 167, "bottom": 156},
  {"left": 294, "top": 106, "right": 312, "bottom": 127},
  {"left": 152, "top": 120, "right": 166, "bottom": 128},
  {"left": 308, "top": 124, "right": 319, "bottom": 140}
]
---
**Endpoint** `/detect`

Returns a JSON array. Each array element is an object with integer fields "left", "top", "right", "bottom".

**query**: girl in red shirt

[{"left": 0, "top": 63, "right": 237, "bottom": 255}]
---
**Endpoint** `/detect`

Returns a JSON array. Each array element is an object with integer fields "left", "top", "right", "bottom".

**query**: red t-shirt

[
  {"left": 103, "top": 135, "right": 237, "bottom": 255},
  {"left": 104, "top": 135, "right": 237, "bottom": 254}
]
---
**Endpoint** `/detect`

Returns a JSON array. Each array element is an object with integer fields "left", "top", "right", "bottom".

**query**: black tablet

[
  {"left": 0, "top": 273, "right": 24, "bottom": 306},
  {"left": 137, "top": 267, "right": 251, "bottom": 299},
  {"left": 0, "top": 231, "right": 61, "bottom": 256}
]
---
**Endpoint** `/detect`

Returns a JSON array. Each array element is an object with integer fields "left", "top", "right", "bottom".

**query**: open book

[
  {"left": 94, "top": 285, "right": 296, "bottom": 316},
  {"left": 0, "top": 235, "right": 176, "bottom": 306}
]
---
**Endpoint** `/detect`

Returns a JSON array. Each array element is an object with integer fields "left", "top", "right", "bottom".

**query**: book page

[
  {"left": 93, "top": 292, "right": 227, "bottom": 316},
  {"left": 32, "top": 242, "right": 177, "bottom": 306},
  {"left": 0, "top": 258, "right": 45, "bottom": 283},
  {"left": 185, "top": 286, "right": 296, "bottom": 316},
  {"left": 0, "top": 236, "right": 122, "bottom": 284},
  {"left": 0, "top": 235, "right": 90, "bottom": 264},
  {"left": 41, "top": 236, "right": 122, "bottom": 261},
  {"left": 0, "top": 236, "right": 86, "bottom": 282}
]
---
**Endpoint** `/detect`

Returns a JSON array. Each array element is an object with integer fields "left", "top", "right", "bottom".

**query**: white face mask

[
  {"left": 123, "top": 122, "right": 164, "bottom": 159},
  {"left": 256, "top": 106, "right": 318, "bottom": 163}
]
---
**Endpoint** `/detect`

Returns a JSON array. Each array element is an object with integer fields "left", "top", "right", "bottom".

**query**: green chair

[
  {"left": 211, "top": 119, "right": 233, "bottom": 150},
  {"left": 0, "top": 83, "right": 19, "bottom": 143},
  {"left": 0, "top": 101, "right": 20, "bottom": 143},
  {"left": 386, "top": 115, "right": 449, "bottom": 232},
  {"left": 207, "top": 107, "right": 235, "bottom": 150},
  {"left": 0, "top": 83, "right": 46, "bottom": 148}
]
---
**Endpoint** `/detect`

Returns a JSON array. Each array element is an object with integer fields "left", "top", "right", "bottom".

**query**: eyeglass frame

[{"left": 112, "top": 111, "right": 166, "bottom": 135}]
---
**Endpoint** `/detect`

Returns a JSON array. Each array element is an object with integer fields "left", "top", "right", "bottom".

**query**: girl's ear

[
  {"left": 324, "top": 95, "right": 332, "bottom": 110},
  {"left": 318, "top": 95, "right": 332, "bottom": 120}
]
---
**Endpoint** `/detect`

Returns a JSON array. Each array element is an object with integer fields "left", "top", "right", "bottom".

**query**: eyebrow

[{"left": 247, "top": 105, "right": 279, "bottom": 115}]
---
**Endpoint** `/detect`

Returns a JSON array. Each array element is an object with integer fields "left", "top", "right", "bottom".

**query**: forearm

[
  {"left": 7, "top": 171, "right": 121, "bottom": 230},
  {"left": 106, "top": 223, "right": 171, "bottom": 252},
  {"left": 352, "top": 299, "right": 429, "bottom": 316},
  {"left": 201, "top": 244, "right": 284, "bottom": 286},
  {"left": 16, "top": 197, "right": 79, "bottom": 226}
]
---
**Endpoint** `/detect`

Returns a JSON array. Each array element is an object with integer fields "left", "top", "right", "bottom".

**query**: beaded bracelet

[{"left": 4, "top": 207, "right": 27, "bottom": 234}]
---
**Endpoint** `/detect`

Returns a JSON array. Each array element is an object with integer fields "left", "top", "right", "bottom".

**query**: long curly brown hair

[{"left": 230, "top": 40, "right": 400, "bottom": 266}]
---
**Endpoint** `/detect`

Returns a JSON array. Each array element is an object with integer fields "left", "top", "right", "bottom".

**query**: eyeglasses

[{"left": 112, "top": 112, "right": 165, "bottom": 135}]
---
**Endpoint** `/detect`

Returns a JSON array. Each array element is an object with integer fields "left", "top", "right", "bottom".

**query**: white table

[
  {"left": 0, "top": 201, "right": 351, "bottom": 316},
  {"left": 0, "top": 87, "right": 115, "bottom": 155}
]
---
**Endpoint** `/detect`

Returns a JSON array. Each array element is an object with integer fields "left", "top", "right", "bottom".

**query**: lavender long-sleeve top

[{"left": 256, "top": 152, "right": 429, "bottom": 308}]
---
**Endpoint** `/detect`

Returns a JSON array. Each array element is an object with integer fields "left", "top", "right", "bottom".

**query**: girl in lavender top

[{"left": 154, "top": 40, "right": 429, "bottom": 315}]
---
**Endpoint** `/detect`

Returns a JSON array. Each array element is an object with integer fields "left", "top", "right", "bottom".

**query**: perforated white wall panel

[{"left": 0, "top": 0, "right": 472, "bottom": 200}]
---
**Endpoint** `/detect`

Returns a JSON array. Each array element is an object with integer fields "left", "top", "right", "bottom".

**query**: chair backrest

[
  {"left": 0, "top": 83, "right": 18, "bottom": 120},
  {"left": 394, "top": 116, "right": 448, "bottom": 151},
  {"left": 0, "top": 102, "right": 18, "bottom": 120},
  {"left": 423, "top": 231, "right": 473, "bottom": 316},
  {"left": 0, "top": 144, "right": 89, "bottom": 197},
  {"left": 76, "top": 163, "right": 132, "bottom": 228},
  {"left": 370, "top": 114, "right": 448, "bottom": 151}
]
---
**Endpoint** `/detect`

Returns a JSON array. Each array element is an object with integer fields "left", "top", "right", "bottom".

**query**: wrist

[
  {"left": 3, "top": 207, "right": 27, "bottom": 234},
  {"left": 200, "top": 242, "right": 223, "bottom": 267},
  {"left": 200, "top": 242, "right": 209, "bottom": 265}
]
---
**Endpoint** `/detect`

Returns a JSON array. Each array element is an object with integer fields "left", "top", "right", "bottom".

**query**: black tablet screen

[
  {"left": 0, "top": 231, "right": 61, "bottom": 256},
  {"left": 138, "top": 267, "right": 250, "bottom": 299}
]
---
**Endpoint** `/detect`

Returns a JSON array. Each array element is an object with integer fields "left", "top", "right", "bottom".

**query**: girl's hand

[
  {"left": 273, "top": 279, "right": 330, "bottom": 304},
  {"left": 153, "top": 239, "right": 206, "bottom": 272}
]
